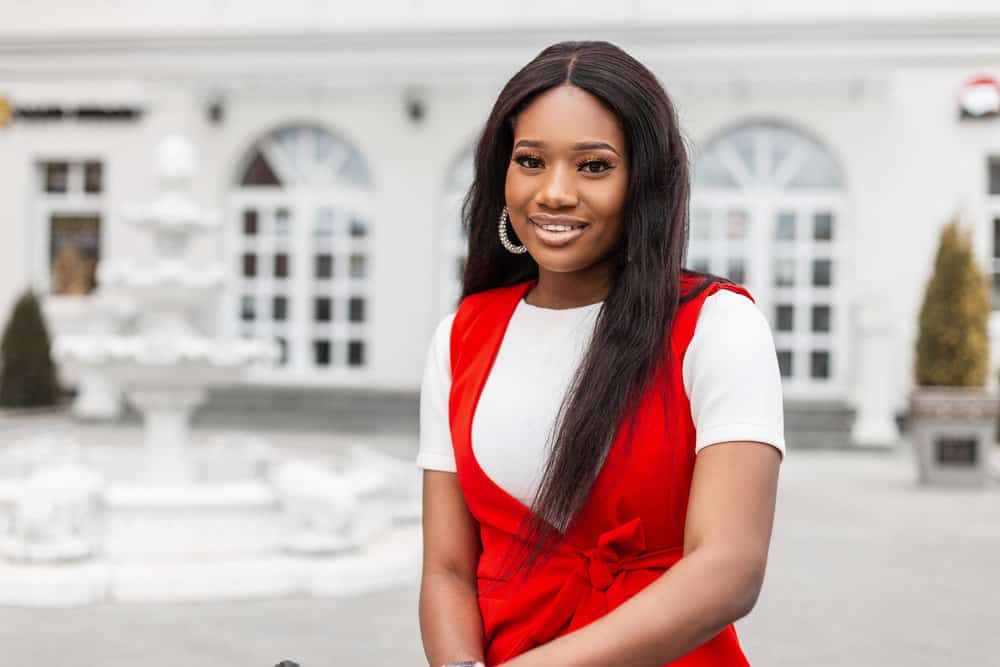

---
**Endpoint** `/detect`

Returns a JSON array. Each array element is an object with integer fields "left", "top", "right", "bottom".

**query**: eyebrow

[{"left": 513, "top": 140, "right": 621, "bottom": 157}]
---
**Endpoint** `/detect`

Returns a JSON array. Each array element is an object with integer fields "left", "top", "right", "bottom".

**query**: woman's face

[{"left": 505, "top": 84, "right": 629, "bottom": 277}]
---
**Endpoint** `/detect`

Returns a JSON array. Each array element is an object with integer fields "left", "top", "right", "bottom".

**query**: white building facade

[{"left": 2, "top": 1, "right": 1000, "bottom": 445}]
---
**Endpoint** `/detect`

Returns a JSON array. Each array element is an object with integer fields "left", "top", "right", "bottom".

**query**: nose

[{"left": 535, "top": 163, "right": 578, "bottom": 209}]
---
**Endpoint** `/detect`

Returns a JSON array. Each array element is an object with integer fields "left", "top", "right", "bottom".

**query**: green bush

[
  {"left": 0, "top": 290, "right": 61, "bottom": 407},
  {"left": 914, "top": 217, "right": 991, "bottom": 387}
]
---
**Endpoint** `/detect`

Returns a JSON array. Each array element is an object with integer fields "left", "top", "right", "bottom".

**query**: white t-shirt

[{"left": 416, "top": 289, "right": 785, "bottom": 506}]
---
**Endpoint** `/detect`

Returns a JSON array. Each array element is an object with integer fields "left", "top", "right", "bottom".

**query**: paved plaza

[{"left": 1, "top": 414, "right": 998, "bottom": 666}]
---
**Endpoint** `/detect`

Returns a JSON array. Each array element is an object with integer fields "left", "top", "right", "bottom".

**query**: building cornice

[{"left": 1, "top": 18, "right": 998, "bottom": 92}]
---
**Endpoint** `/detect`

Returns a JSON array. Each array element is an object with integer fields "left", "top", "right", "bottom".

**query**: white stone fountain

[{"left": 0, "top": 135, "right": 421, "bottom": 606}]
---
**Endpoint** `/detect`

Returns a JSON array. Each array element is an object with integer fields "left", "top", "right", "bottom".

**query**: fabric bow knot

[
  {"left": 581, "top": 517, "right": 647, "bottom": 590},
  {"left": 524, "top": 516, "right": 684, "bottom": 652}
]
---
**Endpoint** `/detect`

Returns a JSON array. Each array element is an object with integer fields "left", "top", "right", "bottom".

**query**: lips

[{"left": 529, "top": 217, "right": 590, "bottom": 248}]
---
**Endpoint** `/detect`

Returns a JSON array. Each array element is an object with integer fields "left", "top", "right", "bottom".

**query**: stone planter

[{"left": 908, "top": 387, "right": 997, "bottom": 487}]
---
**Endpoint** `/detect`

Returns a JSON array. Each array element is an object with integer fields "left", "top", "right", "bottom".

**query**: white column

[
  {"left": 850, "top": 295, "right": 900, "bottom": 447},
  {"left": 72, "top": 367, "right": 124, "bottom": 420},
  {"left": 127, "top": 387, "right": 206, "bottom": 483}
]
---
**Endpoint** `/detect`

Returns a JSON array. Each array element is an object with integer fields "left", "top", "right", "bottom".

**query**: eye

[
  {"left": 513, "top": 154, "right": 544, "bottom": 169},
  {"left": 578, "top": 159, "right": 613, "bottom": 174}
]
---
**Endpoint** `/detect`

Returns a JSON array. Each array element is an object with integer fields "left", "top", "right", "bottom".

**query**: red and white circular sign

[{"left": 959, "top": 75, "right": 1000, "bottom": 117}]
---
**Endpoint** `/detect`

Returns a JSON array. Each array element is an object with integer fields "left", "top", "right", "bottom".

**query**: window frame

[{"left": 32, "top": 158, "right": 107, "bottom": 300}]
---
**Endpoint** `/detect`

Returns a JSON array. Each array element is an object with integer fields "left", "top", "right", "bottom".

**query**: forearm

[
  {"left": 419, "top": 569, "right": 487, "bottom": 667},
  {"left": 500, "top": 548, "right": 759, "bottom": 667}
]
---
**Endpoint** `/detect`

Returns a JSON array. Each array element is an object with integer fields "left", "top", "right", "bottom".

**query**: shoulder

[
  {"left": 698, "top": 288, "right": 764, "bottom": 326},
  {"left": 422, "top": 311, "right": 457, "bottom": 384},
  {"left": 692, "top": 289, "right": 772, "bottom": 352},
  {"left": 431, "top": 311, "right": 457, "bottom": 351},
  {"left": 687, "top": 288, "right": 775, "bottom": 370}
]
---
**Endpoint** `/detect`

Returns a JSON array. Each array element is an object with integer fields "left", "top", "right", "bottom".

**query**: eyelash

[{"left": 512, "top": 153, "right": 614, "bottom": 174}]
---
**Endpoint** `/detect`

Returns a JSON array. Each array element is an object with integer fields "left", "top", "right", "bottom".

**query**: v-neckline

[
  {"left": 460, "top": 279, "right": 613, "bottom": 552},
  {"left": 467, "top": 281, "right": 534, "bottom": 500},
  {"left": 461, "top": 279, "right": 568, "bottom": 532}
]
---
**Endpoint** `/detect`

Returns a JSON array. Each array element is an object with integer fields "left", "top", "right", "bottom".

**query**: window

[
  {"left": 314, "top": 340, "right": 331, "bottom": 366},
  {"left": 350, "top": 217, "right": 369, "bottom": 238},
  {"left": 349, "top": 254, "right": 367, "bottom": 279},
  {"left": 44, "top": 162, "right": 69, "bottom": 193},
  {"left": 243, "top": 210, "right": 258, "bottom": 236},
  {"left": 272, "top": 296, "right": 288, "bottom": 321},
  {"left": 315, "top": 254, "right": 333, "bottom": 279},
  {"left": 693, "top": 121, "right": 845, "bottom": 393},
  {"left": 776, "top": 304, "right": 794, "bottom": 331},
  {"left": 232, "top": 124, "right": 374, "bottom": 375},
  {"left": 314, "top": 297, "right": 332, "bottom": 322},
  {"left": 989, "top": 157, "right": 1000, "bottom": 196},
  {"left": 774, "top": 258, "right": 795, "bottom": 287},
  {"left": 242, "top": 253, "right": 257, "bottom": 277},
  {"left": 349, "top": 297, "right": 365, "bottom": 323},
  {"left": 812, "top": 305, "right": 831, "bottom": 332},
  {"left": 810, "top": 350, "right": 830, "bottom": 379},
  {"left": 814, "top": 212, "right": 833, "bottom": 241},
  {"left": 992, "top": 216, "right": 1000, "bottom": 309},
  {"left": 49, "top": 215, "right": 100, "bottom": 295},
  {"left": 38, "top": 160, "right": 104, "bottom": 296},
  {"left": 241, "top": 296, "right": 256, "bottom": 321},
  {"left": 775, "top": 211, "right": 795, "bottom": 241},
  {"left": 83, "top": 162, "right": 103, "bottom": 194},
  {"left": 812, "top": 259, "right": 832, "bottom": 287},
  {"left": 274, "top": 253, "right": 289, "bottom": 278},
  {"left": 348, "top": 340, "right": 365, "bottom": 366}
]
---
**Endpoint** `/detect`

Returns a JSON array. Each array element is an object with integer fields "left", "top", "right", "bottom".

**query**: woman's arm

[
  {"left": 499, "top": 440, "right": 781, "bottom": 667},
  {"left": 419, "top": 469, "right": 487, "bottom": 667}
]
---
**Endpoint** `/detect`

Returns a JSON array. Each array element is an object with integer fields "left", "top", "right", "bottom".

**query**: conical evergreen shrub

[
  {"left": 0, "top": 290, "right": 61, "bottom": 407},
  {"left": 914, "top": 217, "right": 990, "bottom": 387}
]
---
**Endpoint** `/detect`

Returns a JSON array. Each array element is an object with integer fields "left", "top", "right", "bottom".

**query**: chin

[{"left": 531, "top": 255, "right": 596, "bottom": 274}]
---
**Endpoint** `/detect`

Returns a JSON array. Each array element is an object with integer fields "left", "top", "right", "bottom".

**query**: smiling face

[{"left": 505, "top": 84, "right": 629, "bottom": 300}]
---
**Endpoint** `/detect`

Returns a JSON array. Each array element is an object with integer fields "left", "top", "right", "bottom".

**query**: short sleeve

[
  {"left": 682, "top": 290, "right": 786, "bottom": 461},
  {"left": 416, "top": 312, "right": 458, "bottom": 472}
]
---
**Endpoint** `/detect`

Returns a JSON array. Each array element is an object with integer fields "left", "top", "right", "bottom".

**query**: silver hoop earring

[{"left": 498, "top": 206, "right": 527, "bottom": 254}]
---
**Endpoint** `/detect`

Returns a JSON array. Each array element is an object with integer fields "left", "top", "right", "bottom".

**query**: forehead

[{"left": 513, "top": 84, "right": 624, "bottom": 149}]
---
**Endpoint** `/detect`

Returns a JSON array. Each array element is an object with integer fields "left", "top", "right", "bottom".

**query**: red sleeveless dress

[{"left": 448, "top": 274, "right": 755, "bottom": 666}]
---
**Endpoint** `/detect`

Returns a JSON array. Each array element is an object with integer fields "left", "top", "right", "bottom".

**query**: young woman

[{"left": 417, "top": 41, "right": 784, "bottom": 667}]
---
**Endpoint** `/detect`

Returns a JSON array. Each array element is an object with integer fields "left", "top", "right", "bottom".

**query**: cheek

[
  {"left": 589, "top": 173, "right": 628, "bottom": 219},
  {"left": 504, "top": 167, "right": 532, "bottom": 207}
]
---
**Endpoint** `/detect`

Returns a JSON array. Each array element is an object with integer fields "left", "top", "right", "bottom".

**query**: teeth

[{"left": 540, "top": 224, "right": 582, "bottom": 232}]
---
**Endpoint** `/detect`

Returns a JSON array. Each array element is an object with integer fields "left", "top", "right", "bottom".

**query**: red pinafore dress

[{"left": 448, "top": 274, "right": 755, "bottom": 666}]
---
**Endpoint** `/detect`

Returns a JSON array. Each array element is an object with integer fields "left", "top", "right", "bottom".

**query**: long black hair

[{"left": 461, "top": 40, "right": 720, "bottom": 579}]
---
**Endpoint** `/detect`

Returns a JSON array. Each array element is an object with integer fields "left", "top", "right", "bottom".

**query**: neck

[{"left": 526, "top": 260, "right": 616, "bottom": 309}]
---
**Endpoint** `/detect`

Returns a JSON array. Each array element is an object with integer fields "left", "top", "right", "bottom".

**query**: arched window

[
  {"left": 439, "top": 143, "right": 473, "bottom": 316},
  {"left": 238, "top": 125, "right": 371, "bottom": 189},
  {"left": 691, "top": 120, "right": 847, "bottom": 398},
  {"left": 228, "top": 124, "right": 374, "bottom": 379}
]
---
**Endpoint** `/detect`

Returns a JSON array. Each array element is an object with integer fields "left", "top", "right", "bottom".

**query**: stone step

[
  {"left": 193, "top": 386, "right": 419, "bottom": 434},
  {"left": 190, "top": 389, "right": 865, "bottom": 450},
  {"left": 783, "top": 400, "right": 857, "bottom": 449}
]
